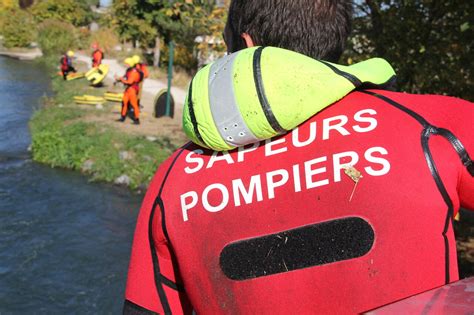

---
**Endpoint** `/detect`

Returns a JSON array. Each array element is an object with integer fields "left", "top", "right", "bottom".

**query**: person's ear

[{"left": 241, "top": 33, "right": 255, "bottom": 48}]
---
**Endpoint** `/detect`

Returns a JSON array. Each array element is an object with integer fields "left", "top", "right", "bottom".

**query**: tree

[
  {"left": 30, "top": 0, "right": 92, "bottom": 27},
  {"left": 0, "top": 8, "right": 36, "bottom": 48},
  {"left": 111, "top": 0, "right": 160, "bottom": 48},
  {"left": 347, "top": 0, "right": 473, "bottom": 100},
  {"left": 0, "top": 0, "right": 18, "bottom": 9},
  {"left": 151, "top": 0, "right": 223, "bottom": 44},
  {"left": 111, "top": 0, "right": 228, "bottom": 71}
]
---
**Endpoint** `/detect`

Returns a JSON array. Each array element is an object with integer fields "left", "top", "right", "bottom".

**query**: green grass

[{"left": 29, "top": 68, "right": 178, "bottom": 190}]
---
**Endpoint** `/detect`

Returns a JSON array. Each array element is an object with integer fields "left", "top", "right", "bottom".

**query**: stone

[
  {"left": 119, "top": 151, "right": 131, "bottom": 160},
  {"left": 90, "top": 22, "right": 99, "bottom": 32},
  {"left": 115, "top": 175, "right": 131, "bottom": 186},
  {"left": 81, "top": 159, "right": 94, "bottom": 172}
]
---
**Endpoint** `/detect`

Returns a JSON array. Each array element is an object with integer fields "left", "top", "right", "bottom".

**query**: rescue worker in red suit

[
  {"left": 123, "top": 1, "right": 474, "bottom": 314},
  {"left": 60, "top": 50, "right": 76, "bottom": 80},
  {"left": 115, "top": 58, "right": 142, "bottom": 125},
  {"left": 91, "top": 43, "right": 104, "bottom": 68},
  {"left": 132, "top": 55, "right": 149, "bottom": 109}
]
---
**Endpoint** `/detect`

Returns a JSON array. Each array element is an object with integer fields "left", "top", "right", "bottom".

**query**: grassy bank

[{"left": 30, "top": 71, "right": 179, "bottom": 190}]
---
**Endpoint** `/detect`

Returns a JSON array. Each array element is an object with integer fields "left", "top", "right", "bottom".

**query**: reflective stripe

[{"left": 208, "top": 53, "right": 259, "bottom": 147}]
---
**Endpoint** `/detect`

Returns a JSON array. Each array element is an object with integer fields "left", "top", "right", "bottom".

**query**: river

[{"left": 0, "top": 57, "right": 142, "bottom": 313}]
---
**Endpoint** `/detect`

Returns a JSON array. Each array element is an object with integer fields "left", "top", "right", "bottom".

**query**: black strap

[
  {"left": 420, "top": 127, "right": 453, "bottom": 283},
  {"left": 253, "top": 47, "right": 286, "bottom": 134},
  {"left": 437, "top": 128, "right": 474, "bottom": 177},
  {"left": 319, "top": 60, "right": 397, "bottom": 91},
  {"left": 147, "top": 144, "right": 191, "bottom": 314},
  {"left": 187, "top": 79, "right": 205, "bottom": 144},
  {"left": 361, "top": 90, "right": 473, "bottom": 176},
  {"left": 361, "top": 90, "right": 473, "bottom": 284},
  {"left": 319, "top": 60, "right": 362, "bottom": 87},
  {"left": 148, "top": 198, "right": 173, "bottom": 314}
]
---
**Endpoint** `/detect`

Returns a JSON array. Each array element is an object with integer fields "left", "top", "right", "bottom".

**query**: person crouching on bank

[{"left": 60, "top": 50, "right": 76, "bottom": 80}]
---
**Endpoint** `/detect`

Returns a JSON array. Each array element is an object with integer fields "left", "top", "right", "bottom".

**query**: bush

[
  {"left": 76, "top": 27, "right": 91, "bottom": 50},
  {"left": 0, "top": 0, "right": 18, "bottom": 10},
  {"left": 0, "top": 8, "right": 36, "bottom": 48},
  {"left": 160, "top": 42, "right": 197, "bottom": 73},
  {"left": 89, "top": 27, "right": 119, "bottom": 54},
  {"left": 37, "top": 19, "right": 77, "bottom": 56},
  {"left": 30, "top": 0, "right": 91, "bottom": 27}
]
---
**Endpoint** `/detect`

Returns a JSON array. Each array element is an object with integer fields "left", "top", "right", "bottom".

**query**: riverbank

[
  {"left": 29, "top": 58, "right": 189, "bottom": 191},
  {"left": 0, "top": 56, "right": 141, "bottom": 313},
  {"left": 0, "top": 47, "right": 43, "bottom": 60}
]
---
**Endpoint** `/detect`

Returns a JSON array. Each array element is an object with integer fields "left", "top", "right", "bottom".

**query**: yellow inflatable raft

[
  {"left": 66, "top": 72, "right": 85, "bottom": 81},
  {"left": 74, "top": 95, "right": 105, "bottom": 105},
  {"left": 104, "top": 91, "right": 123, "bottom": 102},
  {"left": 86, "top": 64, "right": 109, "bottom": 86}
]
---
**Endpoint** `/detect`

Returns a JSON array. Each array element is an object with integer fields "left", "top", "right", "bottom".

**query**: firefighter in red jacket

[
  {"left": 91, "top": 42, "right": 104, "bottom": 68},
  {"left": 60, "top": 50, "right": 76, "bottom": 80},
  {"left": 115, "top": 58, "right": 143, "bottom": 124},
  {"left": 123, "top": 1, "right": 474, "bottom": 314}
]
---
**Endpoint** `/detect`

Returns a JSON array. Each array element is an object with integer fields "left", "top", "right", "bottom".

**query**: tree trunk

[
  {"left": 19, "top": 0, "right": 34, "bottom": 9},
  {"left": 153, "top": 37, "right": 161, "bottom": 67}
]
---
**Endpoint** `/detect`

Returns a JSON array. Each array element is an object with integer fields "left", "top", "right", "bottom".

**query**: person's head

[
  {"left": 67, "top": 50, "right": 74, "bottom": 57},
  {"left": 92, "top": 42, "right": 99, "bottom": 50},
  {"left": 224, "top": 0, "right": 352, "bottom": 62},
  {"left": 132, "top": 55, "right": 141, "bottom": 65},
  {"left": 124, "top": 57, "right": 135, "bottom": 68}
]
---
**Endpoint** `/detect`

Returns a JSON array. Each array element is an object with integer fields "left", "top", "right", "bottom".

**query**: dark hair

[{"left": 225, "top": 0, "right": 353, "bottom": 62}]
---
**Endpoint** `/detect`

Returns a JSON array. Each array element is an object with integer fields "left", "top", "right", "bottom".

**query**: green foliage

[
  {"left": 0, "top": 8, "right": 36, "bottom": 48},
  {"left": 76, "top": 27, "right": 92, "bottom": 50},
  {"left": 0, "top": 0, "right": 18, "bottom": 10},
  {"left": 89, "top": 27, "right": 120, "bottom": 53},
  {"left": 30, "top": 107, "right": 175, "bottom": 189},
  {"left": 160, "top": 42, "right": 197, "bottom": 73},
  {"left": 111, "top": 0, "right": 227, "bottom": 71},
  {"left": 30, "top": 0, "right": 92, "bottom": 26},
  {"left": 348, "top": 0, "right": 473, "bottom": 100},
  {"left": 111, "top": 0, "right": 159, "bottom": 48},
  {"left": 37, "top": 19, "right": 77, "bottom": 56},
  {"left": 29, "top": 75, "right": 176, "bottom": 189},
  {"left": 156, "top": 0, "right": 223, "bottom": 43}
]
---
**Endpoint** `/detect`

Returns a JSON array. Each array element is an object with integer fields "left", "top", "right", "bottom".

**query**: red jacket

[
  {"left": 124, "top": 90, "right": 474, "bottom": 314},
  {"left": 92, "top": 49, "right": 103, "bottom": 67},
  {"left": 135, "top": 63, "right": 149, "bottom": 79},
  {"left": 60, "top": 55, "right": 71, "bottom": 72},
  {"left": 120, "top": 68, "right": 142, "bottom": 93}
]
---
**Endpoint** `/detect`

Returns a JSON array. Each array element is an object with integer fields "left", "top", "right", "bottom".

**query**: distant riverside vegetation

[{"left": 0, "top": 0, "right": 471, "bottom": 99}]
